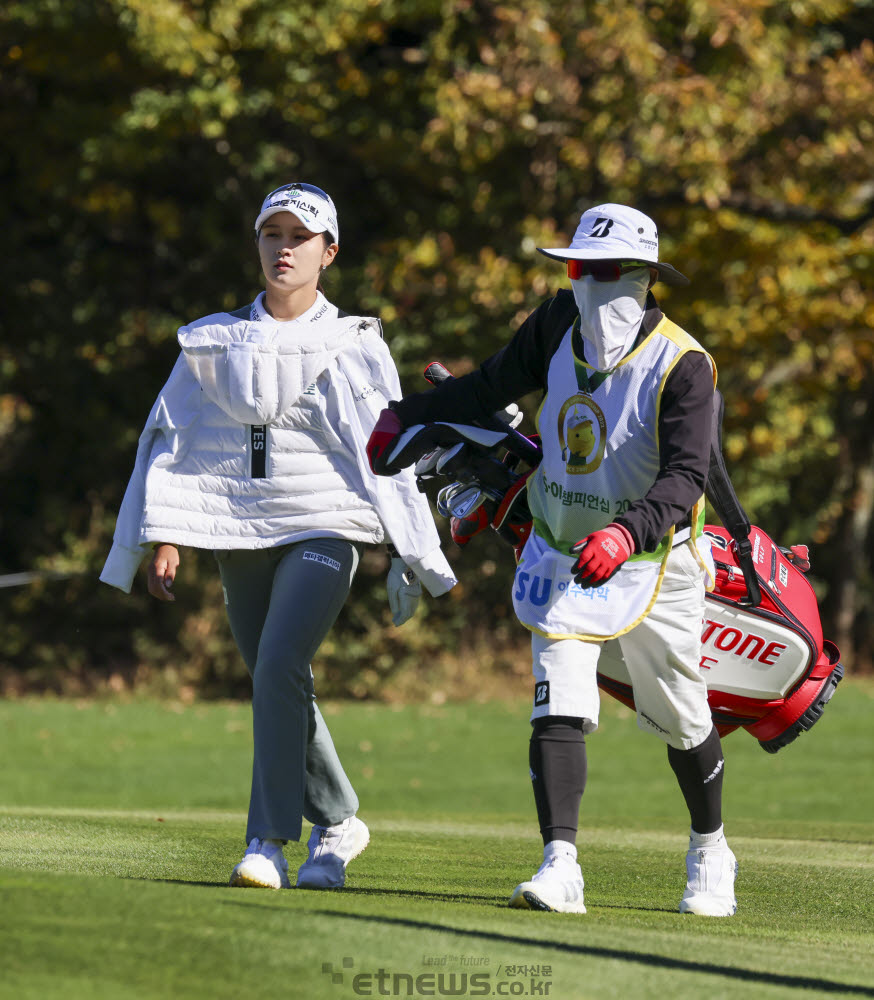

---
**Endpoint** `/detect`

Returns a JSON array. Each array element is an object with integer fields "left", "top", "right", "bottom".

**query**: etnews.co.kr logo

[{"left": 321, "top": 956, "right": 553, "bottom": 996}]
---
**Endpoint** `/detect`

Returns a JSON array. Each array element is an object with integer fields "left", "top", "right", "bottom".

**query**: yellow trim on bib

[
  {"left": 534, "top": 393, "right": 548, "bottom": 435},
  {"left": 688, "top": 500, "right": 716, "bottom": 590}
]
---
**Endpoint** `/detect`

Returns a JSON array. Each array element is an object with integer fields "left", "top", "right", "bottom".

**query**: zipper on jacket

[{"left": 250, "top": 425, "right": 267, "bottom": 478}]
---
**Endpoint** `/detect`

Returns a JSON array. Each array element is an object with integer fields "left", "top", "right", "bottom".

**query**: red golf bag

[{"left": 595, "top": 523, "right": 844, "bottom": 752}]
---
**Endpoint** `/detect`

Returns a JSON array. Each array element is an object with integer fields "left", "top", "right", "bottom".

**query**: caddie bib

[{"left": 514, "top": 315, "right": 716, "bottom": 640}]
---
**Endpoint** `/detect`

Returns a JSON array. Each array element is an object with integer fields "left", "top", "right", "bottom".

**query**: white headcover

[{"left": 571, "top": 270, "right": 650, "bottom": 371}]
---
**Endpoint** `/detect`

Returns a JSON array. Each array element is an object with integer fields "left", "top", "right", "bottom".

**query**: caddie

[{"left": 366, "top": 203, "right": 738, "bottom": 916}]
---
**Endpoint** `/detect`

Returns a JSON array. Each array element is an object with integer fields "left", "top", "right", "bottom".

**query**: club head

[
  {"left": 436, "top": 482, "right": 465, "bottom": 517},
  {"left": 437, "top": 483, "right": 485, "bottom": 520}
]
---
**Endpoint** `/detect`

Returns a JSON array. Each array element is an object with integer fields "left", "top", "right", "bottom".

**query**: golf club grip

[
  {"left": 423, "top": 361, "right": 453, "bottom": 386},
  {"left": 421, "top": 361, "right": 543, "bottom": 465}
]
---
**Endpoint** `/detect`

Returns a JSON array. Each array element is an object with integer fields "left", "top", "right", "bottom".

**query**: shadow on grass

[
  {"left": 337, "top": 886, "right": 499, "bottom": 904},
  {"left": 130, "top": 878, "right": 227, "bottom": 889},
  {"left": 133, "top": 880, "right": 498, "bottom": 902},
  {"left": 341, "top": 886, "right": 678, "bottom": 914},
  {"left": 154, "top": 886, "right": 873, "bottom": 993},
  {"left": 214, "top": 884, "right": 677, "bottom": 912},
  {"left": 305, "top": 910, "right": 874, "bottom": 996},
  {"left": 216, "top": 887, "right": 499, "bottom": 905}
]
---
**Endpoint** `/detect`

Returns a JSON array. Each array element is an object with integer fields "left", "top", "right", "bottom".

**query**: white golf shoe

[
  {"left": 229, "top": 838, "right": 290, "bottom": 889},
  {"left": 679, "top": 842, "right": 738, "bottom": 916},
  {"left": 509, "top": 847, "right": 586, "bottom": 914},
  {"left": 296, "top": 816, "right": 370, "bottom": 889}
]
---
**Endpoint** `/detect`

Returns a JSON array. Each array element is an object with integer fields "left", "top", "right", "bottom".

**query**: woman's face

[{"left": 257, "top": 213, "right": 338, "bottom": 294}]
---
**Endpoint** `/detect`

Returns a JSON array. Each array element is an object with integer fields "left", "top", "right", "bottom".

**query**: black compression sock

[
  {"left": 667, "top": 726, "right": 725, "bottom": 834},
  {"left": 529, "top": 716, "right": 587, "bottom": 846}
]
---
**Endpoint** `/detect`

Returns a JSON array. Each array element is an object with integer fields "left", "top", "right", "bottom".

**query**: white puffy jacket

[{"left": 100, "top": 293, "right": 456, "bottom": 597}]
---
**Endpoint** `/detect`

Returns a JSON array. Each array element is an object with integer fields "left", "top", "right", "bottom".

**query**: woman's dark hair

[{"left": 317, "top": 232, "right": 333, "bottom": 294}]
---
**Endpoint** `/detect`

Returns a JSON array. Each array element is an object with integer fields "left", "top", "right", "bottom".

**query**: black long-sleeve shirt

[{"left": 391, "top": 289, "right": 715, "bottom": 553}]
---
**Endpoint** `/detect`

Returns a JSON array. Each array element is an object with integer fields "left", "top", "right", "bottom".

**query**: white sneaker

[
  {"left": 509, "top": 852, "right": 587, "bottom": 913},
  {"left": 679, "top": 843, "right": 738, "bottom": 916},
  {"left": 295, "top": 816, "right": 370, "bottom": 889},
  {"left": 229, "top": 838, "right": 290, "bottom": 889}
]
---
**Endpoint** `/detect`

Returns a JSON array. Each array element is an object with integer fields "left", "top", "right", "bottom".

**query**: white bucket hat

[
  {"left": 538, "top": 203, "right": 688, "bottom": 286},
  {"left": 254, "top": 183, "right": 339, "bottom": 242}
]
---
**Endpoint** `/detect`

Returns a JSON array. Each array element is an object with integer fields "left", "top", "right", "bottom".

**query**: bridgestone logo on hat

[
  {"left": 589, "top": 217, "right": 614, "bottom": 238},
  {"left": 254, "top": 183, "right": 339, "bottom": 242},
  {"left": 537, "top": 202, "right": 688, "bottom": 286}
]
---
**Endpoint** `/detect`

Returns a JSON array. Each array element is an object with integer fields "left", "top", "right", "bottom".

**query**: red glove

[
  {"left": 571, "top": 523, "right": 635, "bottom": 588},
  {"left": 366, "top": 408, "right": 404, "bottom": 475}
]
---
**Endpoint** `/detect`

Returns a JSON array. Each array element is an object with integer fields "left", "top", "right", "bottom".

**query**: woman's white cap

[
  {"left": 254, "top": 183, "right": 339, "bottom": 242},
  {"left": 538, "top": 203, "right": 688, "bottom": 286}
]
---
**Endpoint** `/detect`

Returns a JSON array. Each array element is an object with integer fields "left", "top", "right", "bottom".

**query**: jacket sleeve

[
  {"left": 332, "top": 332, "right": 458, "bottom": 597},
  {"left": 614, "top": 351, "right": 715, "bottom": 552},
  {"left": 99, "top": 355, "right": 195, "bottom": 593},
  {"left": 390, "top": 291, "right": 576, "bottom": 426}
]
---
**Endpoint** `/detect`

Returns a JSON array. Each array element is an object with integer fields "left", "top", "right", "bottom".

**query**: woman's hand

[{"left": 147, "top": 544, "right": 180, "bottom": 601}]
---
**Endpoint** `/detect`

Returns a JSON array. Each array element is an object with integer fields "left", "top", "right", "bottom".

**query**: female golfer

[{"left": 101, "top": 182, "right": 456, "bottom": 890}]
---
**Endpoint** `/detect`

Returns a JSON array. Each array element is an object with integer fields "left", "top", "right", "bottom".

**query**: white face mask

[{"left": 571, "top": 269, "right": 650, "bottom": 371}]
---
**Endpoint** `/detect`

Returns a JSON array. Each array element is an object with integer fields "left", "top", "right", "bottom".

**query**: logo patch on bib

[{"left": 557, "top": 394, "right": 607, "bottom": 474}]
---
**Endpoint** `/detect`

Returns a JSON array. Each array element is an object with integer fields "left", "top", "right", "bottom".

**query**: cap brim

[
  {"left": 650, "top": 262, "right": 689, "bottom": 287},
  {"left": 254, "top": 206, "right": 331, "bottom": 236},
  {"left": 538, "top": 247, "right": 648, "bottom": 262},
  {"left": 537, "top": 247, "right": 689, "bottom": 287}
]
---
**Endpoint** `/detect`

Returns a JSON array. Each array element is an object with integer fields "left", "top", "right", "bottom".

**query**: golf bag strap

[{"left": 705, "top": 391, "right": 762, "bottom": 606}]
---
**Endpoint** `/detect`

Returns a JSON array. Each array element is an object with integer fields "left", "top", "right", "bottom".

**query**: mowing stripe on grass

[{"left": 2, "top": 806, "right": 870, "bottom": 870}]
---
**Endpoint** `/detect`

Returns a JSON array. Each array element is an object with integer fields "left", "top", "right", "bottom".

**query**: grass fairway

[{"left": 0, "top": 682, "right": 872, "bottom": 1000}]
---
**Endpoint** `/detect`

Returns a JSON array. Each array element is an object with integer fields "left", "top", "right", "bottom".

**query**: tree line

[{"left": 2, "top": 0, "right": 872, "bottom": 696}]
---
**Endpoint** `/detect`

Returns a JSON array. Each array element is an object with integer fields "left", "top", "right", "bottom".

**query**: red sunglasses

[{"left": 566, "top": 259, "right": 651, "bottom": 281}]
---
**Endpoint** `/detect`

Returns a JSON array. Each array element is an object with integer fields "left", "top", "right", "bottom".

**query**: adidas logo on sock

[{"left": 704, "top": 759, "right": 724, "bottom": 784}]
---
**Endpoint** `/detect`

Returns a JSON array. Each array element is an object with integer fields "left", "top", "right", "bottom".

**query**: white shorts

[{"left": 530, "top": 544, "right": 713, "bottom": 750}]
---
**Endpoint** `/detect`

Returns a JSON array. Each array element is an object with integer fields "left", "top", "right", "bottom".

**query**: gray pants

[{"left": 215, "top": 538, "right": 361, "bottom": 843}]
